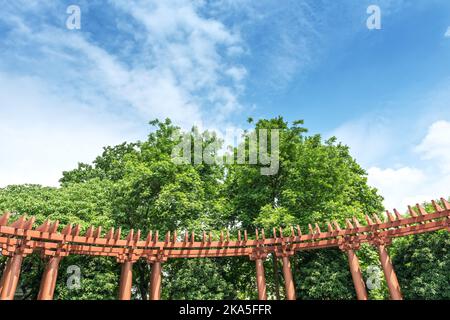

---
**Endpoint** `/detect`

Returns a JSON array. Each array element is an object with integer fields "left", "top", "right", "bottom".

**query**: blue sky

[{"left": 1, "top": 0, "right": 450, "bottom": 210}]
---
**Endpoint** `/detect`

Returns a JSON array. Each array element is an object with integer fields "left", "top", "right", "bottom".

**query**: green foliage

[
  {"left": 0, "top": 181, "right": 114, "bottom": 228},
  {"left": 254, "top": 205, "right": 296, "bottom": 230},
  {"left": 225, "top": 117, "right": 383, "bottom": 230},
  {"left": 294, "top": 249, "right": 355, "bottom": 300},
  {"left": 391, "top": 231, "right": 450, "bottom": 299},
  {"left": 163, "top": 259, "right": 235, "bottom": 300},
  {"left": 55, "top": 256, "right": 120, "bottom": 300}
]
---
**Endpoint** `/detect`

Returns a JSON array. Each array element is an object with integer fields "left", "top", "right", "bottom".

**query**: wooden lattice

[{"left": 0, "top": 198, "right": 449, "bottom": 300}]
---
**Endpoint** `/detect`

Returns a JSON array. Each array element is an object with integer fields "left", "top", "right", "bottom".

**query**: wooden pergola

[{"left": 0, "top": 198, "right": 449, "bottom": 301}]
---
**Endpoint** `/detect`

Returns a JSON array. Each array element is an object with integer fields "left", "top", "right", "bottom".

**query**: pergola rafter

[{"left": 0, "top": 198, "right": 449, "bottom": 300}]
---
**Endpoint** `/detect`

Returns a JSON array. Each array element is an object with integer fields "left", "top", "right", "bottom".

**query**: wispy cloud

[
  {"left": 0, "top": 0, "right": 248, "bottom": 186},
  {"left": 445, "top": 26, "right": 450, "bottom": 37},
  {"left": 0, "top": 72, "right": 138, "bottom": 187},
  {"left": 367, "top": 120, "right": 450, "bottom": 210},
  {"left": 331, "top": 78, "right": 450, "bottom": 209}
]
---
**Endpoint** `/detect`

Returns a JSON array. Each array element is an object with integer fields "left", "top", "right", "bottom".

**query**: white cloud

[
  {"left": 226, "top": 66, "right": 247, "bottom": 83},
  {"left": 207, "top": 0, "right": 408, "bottom": 90},
  {"left": 0, "top": 0, "right": 247, "bottom": 187},
  {"left": 367, "top": 167, "right": 428, "bottom": 210},
  {"left": 367, "top": 121, "right": 450, "bottom": 210},
  {"left": 445, "top": 26, "right": 450, "bottom": 38},
  {"left": 415, "top": 120, "right": 450, "bottom": 172},
  {"left": 0, "top": 73, "right": 141, "bottom": 187},
  {"left": 328, "top": 113, "right": 395, "bottom": 168},
  {"left": 330, "top": 73, "right": 450, "bottom": 210}
]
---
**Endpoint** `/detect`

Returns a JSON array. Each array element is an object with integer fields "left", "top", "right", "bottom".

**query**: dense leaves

[{"left": 392, "top": 231, "right": 450, "bottom": 299}]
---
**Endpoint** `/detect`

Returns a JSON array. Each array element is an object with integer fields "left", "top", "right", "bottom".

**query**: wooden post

[
  {"left": 281, "top": 255, "right": 296, "bottom": 300},
  {"left": 0, "top": 258, "right": 12, "bottom": 296},
  {"left": 0, "top": 254, "right": 23, "bottom": 300},
  {"left": 378, "top": 244, "right": 402, "bottom": 300},
  {"left": 149, "top": 261, "right": 162, "bottom": 300},
  {"left": 255, "top": 258, "right": 267, "bottom": 300},
  {"left": 346, "top": 249, "right": 368, "bottom": 300},
  {"left": 38, "top": 256, "right": 61, "bottom": 300},
  {"left": 118, "top": 261, "right": 133, "bottom": 300}
]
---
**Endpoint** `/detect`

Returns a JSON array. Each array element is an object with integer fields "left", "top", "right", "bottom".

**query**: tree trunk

[
  {"left": 272, "top": 255, "right": 281, "bottom": 300},
  {"left": 137, "top": 261, "right": 148, "bottom": 300}
]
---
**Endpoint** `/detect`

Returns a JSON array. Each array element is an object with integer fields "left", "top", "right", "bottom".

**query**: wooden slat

[
  {"left": 373, "top": 214, "right": 383, "bottom": 224},
  {"left": 365, "top": 215, "right": 374, "bottom": 225},
  {"left": 432, "top": 200, "right": 444, "bottom": 212},
  {"left": 333, "top": 221, "right": 341, "bottom": 231},
  {"left": 61, "top": 223, "right": 73, "bottom": 235},
  {"left": 314, "top": 223, "right": 321, "bottom": 234},
  {"left": 36, "top": 220, "right": 51, "bottom": 232},
  {"left": 416, "top": 204, "right": 427, "bottom": 215},
  {"left": 408, "top": 205, "right": 418, "bottom": 217},
  {"left": 49, "top": 220, "right": 59, "bottom": 233},
  {"left": 126, "top": 229, "right": 134, "bottom": 241},
  {"left": 114, "top": 227, "right": 122, "bottom": 241},
  {"left": 94, "top": 226, "right": 102, "bottom": 238},
  {"left": 23, "top": 217, "right": 35, "bottom": 230},
  {"left": 146, "top": 231, "right": 152, "bottom": 243},
  {"left": 106, "top": 227, "right": 115, "bottom": 240},
  {"left": 345, "top": 219, "right": 354, "bottom": 229},
  {"left": 386, "top": 211, "right": 396, "bottom": 222},
  {"left": 10, "top": 215, "right": 26, "bottom": 229},
  {"left": 441, "top": 198, "right": 450, "bottom": 210},
  {"left": 352, "top": 217, "right": 362, "bottom": 228},
  {"left": 327, "top": 222, "right": 333, "bottom": 233},
  {"left": 72, "top": 224, "right": 80, "bottom": 237},
  {"left": 393, "top": 209, "right": 403, "bottom": 220},
  {"left": 85, "top": 226, "right": 95, "bottom": 238},
  {"left": 0, "top": 212, "right": 10, "bottom": 226}
]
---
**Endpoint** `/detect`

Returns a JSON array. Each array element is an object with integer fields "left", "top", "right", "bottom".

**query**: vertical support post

[
  {"left": 118, "top": 261, "right": 133, "bottom": 300},
  {"left": 346, "top": 249, "right": 368, "bottom": 300},
  {"left": 38, "top": 256, "right": 61, "bottom": 300},
  {"left": 377, "top": 244, "right": 402, "bottom": 300},
  {"left": 0, "top": 254, "right": 23, "bottom": 300},
  {"left": 281, "top": 254, "right": 296, "bottom": 300},
  {"left": 254, "top": 256, "right": 267, "bottom": 300},
  {"left": 0, "top": 258, "right": 12, "bottom": 296},
  {"left": 149, "top": 261, "right": 162, "bottom": 300}
]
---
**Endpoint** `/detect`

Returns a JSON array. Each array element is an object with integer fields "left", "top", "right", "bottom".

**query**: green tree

[
  {"left": 224, "top": 117, "right": 384, "bottom": 299},
  {"left": 391, "top": 230, "right": 450, "bottom": 299}
]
